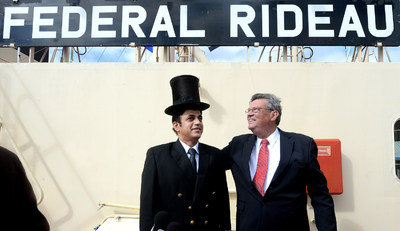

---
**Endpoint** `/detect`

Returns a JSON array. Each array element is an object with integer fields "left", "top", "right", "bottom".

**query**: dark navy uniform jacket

[{"left": 140, "top": 140, "right": 231, "bottom": 231}]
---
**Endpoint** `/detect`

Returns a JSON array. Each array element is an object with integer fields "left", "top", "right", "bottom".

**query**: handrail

[
  {"left": 0, "top": 118, "right": 44, "bottom": 205},
  {"left": 100, "top": 214, "right": 140, "bottom": 224},
  {"left": 98, "top": 202, "right": 140, "bottom": 210}
]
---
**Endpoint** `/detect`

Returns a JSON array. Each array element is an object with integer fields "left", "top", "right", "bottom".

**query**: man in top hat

[{"left": 140, "top": 75, "right": 231, "bottom": 231}]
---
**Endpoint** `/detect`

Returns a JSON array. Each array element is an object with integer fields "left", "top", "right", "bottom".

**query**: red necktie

[{"left": 253, "top": 139, "right": 269, "bottom": 196}]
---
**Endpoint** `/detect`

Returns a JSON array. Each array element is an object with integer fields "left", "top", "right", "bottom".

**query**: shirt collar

[
  {"left": 179, "top": 139, "right": 199, "bottom": 153},
  {"left": 256, "top": 128, "right": 280, "bottom": 148}
]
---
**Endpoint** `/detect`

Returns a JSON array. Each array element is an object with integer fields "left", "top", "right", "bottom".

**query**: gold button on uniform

[{"left": 177, "top": 193, "right": 183, "bottom": 197}]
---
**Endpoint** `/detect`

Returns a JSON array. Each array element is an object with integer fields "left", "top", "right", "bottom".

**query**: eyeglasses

[{"left": 245, "top": 107, "right": 271, "bottom": 113}]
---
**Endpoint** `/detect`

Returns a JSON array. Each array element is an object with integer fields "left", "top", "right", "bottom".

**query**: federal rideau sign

[{"left": 0, "top": 0, "right": 399, "bottom": 47}]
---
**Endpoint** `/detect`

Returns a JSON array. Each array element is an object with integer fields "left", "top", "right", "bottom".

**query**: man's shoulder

[
  {"left": 144, "top": 142, "right": 178, "bottom": 160},
  {"left": 199, "top": 143, "right": 220, "bottom": 152},
  {"left": 232, "top": 134, "right": 254, "bottom": 142},
  {"left": 148, "top": 142, "right": 176, "bottom": 152},
  {"left": 0, "top": 146, "right": 22, "bottom": 174},
  {"left": 0, "top": 146, "right": 18, "bottom": 163},
  {"left": 280, "top": 129, "right": 314, "bottom": 142}
]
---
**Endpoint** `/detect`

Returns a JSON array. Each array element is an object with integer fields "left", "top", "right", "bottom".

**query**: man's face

[
  {"left": 173, "top": 109, "right": 203, "bottom": 144},
  {"left": 247, "top": 99, "right": 277, "bottom": 136}
]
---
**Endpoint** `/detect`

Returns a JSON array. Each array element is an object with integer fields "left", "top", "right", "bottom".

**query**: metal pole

[
  {"left": 292, "top": 46, "right": 298, "bottom": 63},
  {"left": 193, "top": 47, "right": 210, "bottom": 63},
  {"left": 135, "top": 47, "right": 141, "bottom": 62},
  {"left": 384, "top": 47, "right": 391, "bottom": 62},
  {"left": 282, "top": 46, "right": 287, "bottom": 62},
  {"left": 363, "top": 47, "right": 369, "bottom": 62},
  {"left": 29, "top": 47, "right": 35, "bottom": 63},
  {"left": 377, "top": 42, "right": 383, "bottom": 62},
  {"left": 357, "top": 46, "right": 362, "bottom": 62},
  {"left": 161, "top": 46, "right": 175, "bottom": 63},
  {"left": 62, "top": 47, "right": 70, "bottom": 63},
  {"left": 17, "top": 47, "right": 21, "bottom": 63}
]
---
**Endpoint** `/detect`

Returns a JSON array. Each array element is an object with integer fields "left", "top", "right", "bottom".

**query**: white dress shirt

[
  {"left": 179, "top": 140, "right": 199, "bottom": 172},
  {"left": 249, "top": 128, "right": 281, "bottom": 193}
]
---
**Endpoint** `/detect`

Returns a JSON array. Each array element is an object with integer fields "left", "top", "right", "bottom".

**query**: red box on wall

[{"left": 314, "top": 139, "right": 343, "bottom": 194}]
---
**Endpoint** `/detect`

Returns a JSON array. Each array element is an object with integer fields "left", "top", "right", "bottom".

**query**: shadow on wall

[{"left": 332, "top": 153, "right": 353, "bottom": 212}]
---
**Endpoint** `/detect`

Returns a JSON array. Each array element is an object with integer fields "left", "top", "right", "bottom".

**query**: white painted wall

[{"left": 1, "top": 62, "right": 400, "bottom": 230}]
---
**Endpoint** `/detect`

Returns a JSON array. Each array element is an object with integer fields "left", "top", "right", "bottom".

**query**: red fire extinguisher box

[{"left": 314, "top": 139, "right": 343, "bottom": 194}]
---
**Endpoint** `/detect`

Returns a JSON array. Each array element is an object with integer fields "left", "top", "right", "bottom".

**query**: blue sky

[{"left": 50, "top": 46, "right": 400, "bottom": 63}]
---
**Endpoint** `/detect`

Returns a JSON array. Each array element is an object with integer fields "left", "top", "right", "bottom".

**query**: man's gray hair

[{"left": 250, "top": 93, "right": 282, "bottom": 125}]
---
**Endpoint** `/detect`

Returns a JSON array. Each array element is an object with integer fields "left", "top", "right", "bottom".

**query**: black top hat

[{"left": 164, "top": 75, "right": 210, "bottom": 115}]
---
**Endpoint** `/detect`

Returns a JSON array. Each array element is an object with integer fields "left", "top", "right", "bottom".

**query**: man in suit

[
  {"left": 222, "top": 93, "right": 336, "bottom": 231},
  {"left": 140, "top": 75, "right": 231, "bottom": 231},
  {"left": 0, "top": 146, "right": 50, "bottom": 231}
]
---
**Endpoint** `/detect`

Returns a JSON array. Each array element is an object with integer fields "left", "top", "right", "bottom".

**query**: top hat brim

[{"left": 164, "top": 102, "right": 210, "bottom": 115}]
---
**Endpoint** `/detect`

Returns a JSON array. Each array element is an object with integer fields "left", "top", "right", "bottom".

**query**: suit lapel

[
  {"left": 193, "top": 144, "right": 210, "bottom": 201},
  {"left": 241, "top": 135, "right": 257, "bottom": 186},
  {"left": 270, "top": 129, "right": 294, "bottom": 184},
  {"left": 171, "top": 140, "right": 197, "bottom": 184}
]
